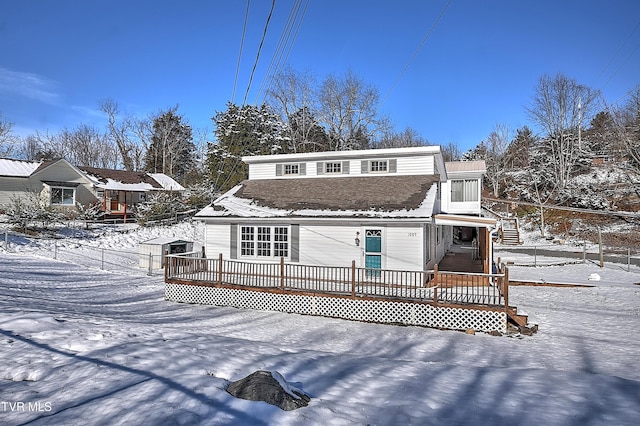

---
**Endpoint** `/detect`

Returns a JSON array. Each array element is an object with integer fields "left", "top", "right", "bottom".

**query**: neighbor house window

[
  {"left": 240, "top": 225, "right": 289, "bottom": 259},
  {"left": 451, "top": 179, "right": 479, "bottom": 202},
  {"left": 51, "top": 187, "right": 75, "bottom": 205},
  {"left": 284, "top": 164, "right": 299, "bottom": 175},
  {"left": 370, "top": 160, "right": 388, "bottom": 173},
  {"left": 325, "top": 162, "right": 342, "bottom": 174}
]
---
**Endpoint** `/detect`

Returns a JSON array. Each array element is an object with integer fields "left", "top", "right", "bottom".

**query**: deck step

[{"left": 506, "top": 307, "right": 537, "bottom": 335}]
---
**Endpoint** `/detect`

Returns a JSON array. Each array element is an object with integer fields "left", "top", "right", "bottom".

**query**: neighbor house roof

[
  {"left": 79, "top": 167, "right": 184, "bottom": 192},
  {"left": 0, "top": 158, "right": 57, "bottom": 177},
  {"left": 197, "top": 175, "right": 440, "bottom": 219}
]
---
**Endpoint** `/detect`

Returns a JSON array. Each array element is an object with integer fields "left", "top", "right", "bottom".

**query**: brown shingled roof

[
  {"left": 79, "top": 166, "right": 162, "bottom": 188},
  {"left": 235, "top": 175, "right": 440, "bottom": 212}
]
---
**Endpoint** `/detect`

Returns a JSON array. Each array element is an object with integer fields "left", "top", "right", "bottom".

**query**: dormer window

[
  {"left": 370, "top": 160, "right": 388, "bottom": 172},
  {"left": 361, "top": 159, "right": 397, "bottom": 174},
  {"left": 284, "top": 164, "right": 299, "bottom": 175},
  {"left": 276, "top": 163, "right": 306, "bottom": 177},
  {"left": 325, "top": 162, "right": 342, "bottom": 174}
]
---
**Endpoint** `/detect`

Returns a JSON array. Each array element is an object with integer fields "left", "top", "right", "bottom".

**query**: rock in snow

[{"left": 226, "top": 370, "right": 310, "bottom": 411}]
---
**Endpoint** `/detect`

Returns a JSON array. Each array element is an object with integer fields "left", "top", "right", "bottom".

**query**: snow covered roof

[
  {"left": 0, "top": 158, "right": 43, "bottom": 177},
  {"left": 196, "top": 175, "right": 440, "bottom": 219},
  {"left": 148, "top": 173, "right": 185, "bottom": 191}
]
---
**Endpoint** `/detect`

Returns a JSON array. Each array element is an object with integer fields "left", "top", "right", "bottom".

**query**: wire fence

[
  {"left": 1, "top": 228, "right": 165, "bottom": 277},
  {"left": 495, "top": 243, "right": 640, "bottom": 271}
]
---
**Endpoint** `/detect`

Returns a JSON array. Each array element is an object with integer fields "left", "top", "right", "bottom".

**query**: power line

[
  {"left": 243, "top": 0, "right": 276, "bottom": 106},
  {"left": 255, "top": 0, "right": 309, "bottom": 105},
  {"left": 232, "top": 0, "right": 252, "bottom": 103},
  {"left": 380, "top": 0, "right": 453, "bottom": 107},
  {"left": 597, "top": 18, "right": 640, "bottom": 91}
]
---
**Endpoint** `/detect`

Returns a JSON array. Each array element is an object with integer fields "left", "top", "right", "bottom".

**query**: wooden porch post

[
  {"left": 433, "top": 264, "right": 438, "bottom": 304},
  {"left": 351, "top": 260, "right": 356, "bottom": 297},
  {"left": 164, "top": 250, "right": 169, "bottom": 281},
  {"left": 280, "top": 257, "right": 285, "bottom": 290},
  {"left": 503, "top": 266, "right": 510, "bottom": 309},
  {"left": 218, "top": 253, "right": 223, "bottom": 285}
]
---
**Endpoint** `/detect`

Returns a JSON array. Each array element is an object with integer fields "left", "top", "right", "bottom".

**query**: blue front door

[{"left": 365, "top": 229, "right": 382, "bottom": 276}]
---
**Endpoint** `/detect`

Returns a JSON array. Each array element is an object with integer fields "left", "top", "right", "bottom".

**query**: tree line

[{"left": 1, "top": 68, "right": 639, "bottom": 212}]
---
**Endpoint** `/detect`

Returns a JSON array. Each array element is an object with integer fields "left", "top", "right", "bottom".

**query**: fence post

[
  {"left": 628, "top": 248, "right": 631, "bottom": 272},
  {"left": 101, "top": 248, "right": 105, "bottom": 269},
  {"left": 534, "top": 246, "right": 537, "bottom": 267},
  {"left": 218, "top": 253, "right": 223, "bottom": 285},
  {"left": 433, "top": 264, "right": 438, "bottom": 304},
  {"left": 351, "top": 260, "right": 356, "bottom": 297},
  {"left": 503, "top": 267, "right": 509, "bottom": 309},
  {"left": 164, "top": 252, "right": 169, "bottom": 281},
  {"left": 54, "top": 242, "right": 57, "bottom": 260},
  {"left": 148, "top": 252, "right": 153, "bottom": 276},
  {"left": 583, "top": 241, "right": 586, "bottom": 263},
  {"left": 4, "top": 229, "right": 7, "bottom": 251},
  {"left": 280, "top": 257, "right": 285, "bottom": 290}
]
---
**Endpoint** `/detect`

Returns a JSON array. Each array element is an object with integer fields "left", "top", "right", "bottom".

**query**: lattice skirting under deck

[{"left": 165, "top": 284, "right": 507, "bottom": 333}]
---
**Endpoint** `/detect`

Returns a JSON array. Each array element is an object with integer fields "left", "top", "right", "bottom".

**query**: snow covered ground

[{"left": 1, "top": 221, "right": 640, "bottom": 425}]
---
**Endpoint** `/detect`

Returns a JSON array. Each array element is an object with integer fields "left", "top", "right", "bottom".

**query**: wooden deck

[
  {"left": 438, "top": 243, "right": 484, "bottom": 273},
  {"left": 163, "top": 253, "right": 534, "bottom": 333}
]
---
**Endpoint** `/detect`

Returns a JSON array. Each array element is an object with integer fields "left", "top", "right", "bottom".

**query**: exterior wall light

[{"left": 355, "top": 231, "right": 360, "bottom": 246}]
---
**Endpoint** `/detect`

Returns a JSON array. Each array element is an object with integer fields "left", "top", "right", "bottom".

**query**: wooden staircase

[{"left": 500, "top": 217, "right": 522, "bottom": 245}]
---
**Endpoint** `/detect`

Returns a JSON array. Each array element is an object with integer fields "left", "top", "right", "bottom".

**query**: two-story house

[{"left": 195, "top": 146, "right": 496, "bottom": 273}]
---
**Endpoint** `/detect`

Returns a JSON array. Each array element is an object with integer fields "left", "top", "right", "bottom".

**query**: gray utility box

[{"left": 139, "top": 237, "right": 194, "bottom": 269}]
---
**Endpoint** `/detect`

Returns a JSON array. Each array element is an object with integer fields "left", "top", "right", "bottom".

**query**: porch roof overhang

[{"left": 434, "top": 214, "right": 497, "bottom": 228}]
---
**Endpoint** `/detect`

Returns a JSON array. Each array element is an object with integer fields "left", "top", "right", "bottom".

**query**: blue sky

[{"left": 1, "top": 0, "right": 639, "bottom": 153}]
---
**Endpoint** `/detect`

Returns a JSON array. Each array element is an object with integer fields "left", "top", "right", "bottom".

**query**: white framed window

[
  {"left": 51, "top": 187, "right": 75, "bottom": 205},
  {"left": 284, "top": 164, "right": 299, "bottom": 175},
  {"left": 370, "top": 160, "right": 388, "bottom": 173},
  {"left": 240, "top": 225, "right": 289, "bottom": 259},
  {"left": 241, "top": 226, "right": 255, "bottom": 256},
  {"left": 325, "top": 162, "right": 342, "bottom": 174},
  {"left": 451, "top": 179, "right": 479, "bottom": 202}
]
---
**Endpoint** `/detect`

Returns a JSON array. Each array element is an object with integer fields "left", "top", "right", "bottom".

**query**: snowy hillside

[{"left": 1, "top": 222, "right": 640, "bottom": 424}]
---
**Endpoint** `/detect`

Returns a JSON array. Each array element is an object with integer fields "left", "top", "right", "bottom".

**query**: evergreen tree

[
  {"left": 206, "top": 103, "right": 291, "bottom": 193},
  {"left": 144, "top": 107, "right": 195, "bottom": 183}
]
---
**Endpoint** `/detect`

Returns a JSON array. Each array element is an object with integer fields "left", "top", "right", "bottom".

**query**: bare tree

[
  {"left": 0, "top": 112, "right": 16, "bottom": 157},
  {"left": 318, "top": 71, "right": 381, "bottom": 150},
  {"left": 441, "top": 142, "right": 462, "bottom": 162},
  {"left": 526, "top": 73, "right": 599, "bottom": 190},
  {"left": 484, "top": 123, "right": 510, "bottom": 196},
  {"left": 374, "top": 127, "right": 427, "bottom": 149},
  {"left": 100, "top": 99, "right": 137, "bottom": 170}
]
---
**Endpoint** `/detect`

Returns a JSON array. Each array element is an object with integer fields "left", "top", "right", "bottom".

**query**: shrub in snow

[{"left": 135, "top": 192, "right": 189, "bottom": 226}]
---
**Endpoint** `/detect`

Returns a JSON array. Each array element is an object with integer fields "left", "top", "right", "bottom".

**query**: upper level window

[
  {"left": 451, "top": 179, "right": 479, "bottom": 202},
  {"left": 325, "top": 162, "right": 342, "bottom": 174},
  {"left": 284, "top": 164, "right": 299, "bottom": 175},
  {"left": 51, "top": 187, "right": 75, "bottom": 205},
  {"left": 370, "top": 160, "right": 388, "bottom": 173}
]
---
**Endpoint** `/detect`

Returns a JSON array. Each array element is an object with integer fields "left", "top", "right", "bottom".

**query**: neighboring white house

[
  {"left": 0, "top": 158, "right": 184, "bottom": 218},
  {"left": 195, "top": 146, "right": 496, "bottom": 273}
]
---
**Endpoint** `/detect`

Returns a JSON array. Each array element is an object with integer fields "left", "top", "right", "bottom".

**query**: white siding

[
  {"left": 204, "top": 223, "right": 231, "bottom": 258},
  {"left": 298, "top": 224, "right": 362, "bottom": 267},
  {"left": 384, "top": 226, "right": 424, "bottom": 270},
  {"left": 395, "top": 155, "right": 434, "bottom": 176},
  {"left": 248, "top": 163, "right": 276, "bottom": 180},
  {"left": 247, "top": 153, "right": 436, "bottom": 180}
]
